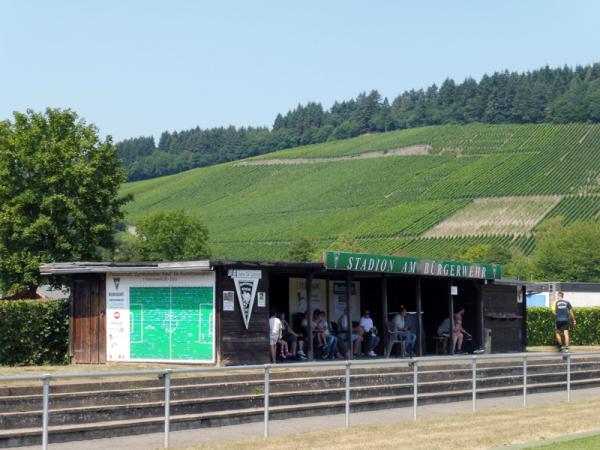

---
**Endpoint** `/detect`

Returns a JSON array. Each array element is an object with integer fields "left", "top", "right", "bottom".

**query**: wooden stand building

[{"left": 40, "top": 251, "right": 526, "bottom": 366}]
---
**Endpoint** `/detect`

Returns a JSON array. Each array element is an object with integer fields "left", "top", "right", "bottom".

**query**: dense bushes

[
  {"left": 0, "top": 299, "right": 70, "bottom": 366},
  {"left": 527, "top": 307, "right": 600, "bottom": 346}
]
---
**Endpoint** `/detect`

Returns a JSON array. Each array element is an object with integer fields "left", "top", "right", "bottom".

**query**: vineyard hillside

[{"left": 122, "top": 123, "right": 600, "bottom": 261}]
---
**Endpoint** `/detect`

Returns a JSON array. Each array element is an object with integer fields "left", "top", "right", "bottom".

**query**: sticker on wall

[
  {"left": 228, "top": 270, "right": 262, "bottom": 329},
  {"left": 257, "top": 292, "right": 266, "bottom": 307},
  {"left": 223, "top": 291, "right": 235, "bottom": 311}
]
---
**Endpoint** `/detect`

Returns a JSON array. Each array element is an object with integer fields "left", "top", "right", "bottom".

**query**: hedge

[
  {"left": 527, "top": 307, "right": 600, "bottom": 346},
  {"left": 0, "top": 299, "right": 70, "bottom": 366}
]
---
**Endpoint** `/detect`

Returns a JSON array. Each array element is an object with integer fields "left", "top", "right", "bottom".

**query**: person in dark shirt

[{"left": 551, "top": 291, "right": 576, "bottom": 352}]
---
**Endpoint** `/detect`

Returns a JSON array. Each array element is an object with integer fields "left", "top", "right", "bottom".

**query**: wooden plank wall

[
  {"left": 217, "top": 267, "right": 270, "bottom": 365},
  {"left": 72, "top": 274, "right": 106, "bottom": 364},
  {"left": 482, "top": 284, "right": 524, "bottom": 352}
]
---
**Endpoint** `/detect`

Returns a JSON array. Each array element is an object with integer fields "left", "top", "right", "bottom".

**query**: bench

[{"left": 433, "top": 336, "right": 448, "bottom": 355}]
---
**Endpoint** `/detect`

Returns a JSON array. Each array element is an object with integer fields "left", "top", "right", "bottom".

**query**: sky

[{"left": 1, "top": 0, "right": 599, "bottom": 141}]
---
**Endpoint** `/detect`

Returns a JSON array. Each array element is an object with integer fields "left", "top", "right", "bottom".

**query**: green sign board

[
  {"left": 129, "top": 286, "right": 214, "bottom": 361},
  {"left": 324, "top": 251, "right": 502, "bottom": 280}
]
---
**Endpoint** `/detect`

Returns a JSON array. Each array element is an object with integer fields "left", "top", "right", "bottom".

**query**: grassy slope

[{"left": 122, "top": 123, "right": 600, "bottom": 260}]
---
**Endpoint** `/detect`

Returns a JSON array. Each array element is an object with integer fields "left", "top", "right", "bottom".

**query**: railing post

[
  {"left": 264, "top": 364, "right": 270, "bottom": 438},
  {"left": 345, "top": 361, "right": 351, "bottom": 428},
  {"left": 472, "top": 356, "right": 477, "bottom": 412},
  {"left": 567, "top": 354, "right": 571, "bottom": 402},
  {"left": 523, "top": 355, "right": 527, "bottom": 407},
  {"left": 164, "top": 370, "right": 171, "bottom": 448},
  {"left": 413, "top": 360, "right": 418, "bottom": 421},
  {"left": 42, "top": 374, "right": 50, "bottom": 450}
]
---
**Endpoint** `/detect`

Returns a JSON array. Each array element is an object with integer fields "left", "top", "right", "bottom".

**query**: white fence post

[
  {"left": 164, "top": 370, "right": 171, "bottom": 448},
  {"left": 566, "top": 354, "right": 571, "bottom": 402},
  {"left": 42, "top": 374, "right": 50, "bottom": 450},
  {"left": 413, "top": 361, "right": 418, "bottom": 421},
  {"left": 345, "top": 361, "right": 351, "bottom": 428},
  {"left": 472, "top": 356, "right": 477, "bottom": 412},
  {"left": 264, "top": 365, "right": 270, "bottom": 438},
  {"left": 523, "top": 355, "right": 527, "bottom": 407}
]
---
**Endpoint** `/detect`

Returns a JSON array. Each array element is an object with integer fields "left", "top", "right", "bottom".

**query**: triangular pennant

[{"left": 229, "top": 270, "right": 262, "bottom": 329}]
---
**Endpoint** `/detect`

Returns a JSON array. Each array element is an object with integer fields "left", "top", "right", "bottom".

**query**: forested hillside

[
  {"left": 119, "top": 63, "right": 600, "bottom": 181},
  {"left": 122, "top": 123, "right": 600, "bottom": 266}
]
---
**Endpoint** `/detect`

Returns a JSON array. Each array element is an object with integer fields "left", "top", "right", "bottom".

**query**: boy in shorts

[{"left": 552, "top": 291, "right": 576, "bottom": 352}]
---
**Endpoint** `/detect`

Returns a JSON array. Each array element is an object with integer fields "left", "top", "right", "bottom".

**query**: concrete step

[
  {"left": 1, "top": 368, "right": 597, "bottom": 430},
  {"left": 1, "top": 375, "right": 599, "bottom": 448},
  {"left": 0, "top": 359, "right": 595, "bottom": 414}
]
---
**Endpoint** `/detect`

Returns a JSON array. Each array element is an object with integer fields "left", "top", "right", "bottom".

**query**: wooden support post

[
  {"left": 381, "top": 275, "right": 388, "bottom": 356},
  {"left": 521, "top": 285, "right": 527, "bottom": 351},
  {"left": 448, "top": 279, "right": 455, "bottom": 355},
  {"left": 346, "top": 271, "right": 353, "bottom": 359},
  {"left": 306, "top": 270, "right": 314, "bottom": 360},
  {"left": 476, "top": 281, "right": 484, "bottom": 351},
  {"left": 215, "top": 266, "right": 223, "bottom": 366},
  {"left": 415, "top": 277, "right": 423, "bottom": 356}
]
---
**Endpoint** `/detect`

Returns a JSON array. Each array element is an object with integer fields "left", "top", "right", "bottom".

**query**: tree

[
  {"left": 531, "top": 220, "right": 600, "bottom": 282},
  {"left": 134, "top": 210, "right": 210, "bottom": 261},
  {"left": 286, "top": 238, "right": 316, "bottom": 262},
  {"left": 460, "top": 244, "right": 512, "bottom": 265},
  {"left": 0, "top": 108, "right": 130, "bottom": 296}
]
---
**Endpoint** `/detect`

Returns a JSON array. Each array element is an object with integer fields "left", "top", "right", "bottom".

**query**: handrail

[
  {"left": 2, "top": 351, "right": 595, "bottom": 449},
  {"left": 0, "top": 351, "right": 597, "bottom": 382}
]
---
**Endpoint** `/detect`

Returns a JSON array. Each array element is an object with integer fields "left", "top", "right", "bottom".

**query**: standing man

[{"left": 552, "top": 291, "right": 576, "bottom": 353}]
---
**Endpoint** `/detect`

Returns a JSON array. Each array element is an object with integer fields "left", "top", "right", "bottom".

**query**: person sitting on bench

[
  {"left": 359, "top": 310, "right": 380, "bottom": 356},
  {"left": 337, "top": 312, "right": 364, "bottom": 355},
  {"left": 391, "top": 306, "right": 417, "bottom": 356}
]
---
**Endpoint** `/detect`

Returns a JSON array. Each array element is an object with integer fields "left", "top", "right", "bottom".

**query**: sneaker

[
  {"left": 562, "top": 346, "right": 570, "bottom": 353},
  {"left": 298, "top": 354, "right": 308, "bottom": 360},
  {"left": 297, "top": 350, "right": 307, "bottom": 357},
  {"left": 368, "top": 350, "right": 377, "bottom": 357}
]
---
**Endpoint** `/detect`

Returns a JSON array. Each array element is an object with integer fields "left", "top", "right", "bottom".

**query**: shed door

[
  {"left": 72, "top": 275, "right": 106, "bottom": 364},
  {"left": 482, "top": 284, "right": 524, "bottom": 353}
]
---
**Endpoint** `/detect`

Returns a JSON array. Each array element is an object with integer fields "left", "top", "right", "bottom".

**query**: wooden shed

[{"left": 40, "top": 252, "right": 526, "bottom": 366}]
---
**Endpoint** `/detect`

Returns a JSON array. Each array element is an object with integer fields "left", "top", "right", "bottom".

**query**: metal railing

[{"left": 1, "top": 351, "right": 597, "bottom": 450}]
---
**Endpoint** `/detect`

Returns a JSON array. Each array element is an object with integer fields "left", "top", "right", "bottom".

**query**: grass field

[
  {"left": 179, "top": 397, "right": 600, "bottom": 450},
  {"left": 529, "top": 433, "right": 600, "bottom": 449},
  {"left": 122, "top": 123, "right": 600, "bottom": 261}
]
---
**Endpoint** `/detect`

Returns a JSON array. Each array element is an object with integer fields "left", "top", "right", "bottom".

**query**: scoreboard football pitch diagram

[{"left": 129, "top": 286, "right": 214, "bottom": 361}]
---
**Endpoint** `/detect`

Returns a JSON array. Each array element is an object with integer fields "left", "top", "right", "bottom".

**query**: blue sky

[{"left": 1, "top": 1, "right": 599, "bottom": 141}]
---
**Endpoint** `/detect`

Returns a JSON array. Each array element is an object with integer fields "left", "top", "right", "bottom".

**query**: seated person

[
  {"left": 337, "top": 312, "right": 364, "bottom": 356},
  {"left": 312, "top": 309, "right": 328, "bottom": 353},
  {"left": 359, "top": 310, "right": 380, "bottom": 356},
  {"left": 437, "top": 308, "right": 473, "bottom": 354},
  {"left": 280, "top": 312, "right": 307, "bottom": 360},
  {"left": 317, "top": 311, "right": 342, "bottom": 359},
  {"left": 391, "top": 306, "right": 417, "bottom": 356}
]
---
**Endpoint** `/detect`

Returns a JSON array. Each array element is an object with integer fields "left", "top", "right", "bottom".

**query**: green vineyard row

[{"left": 123, "top": 123, "right": 600, "bottom": 261}]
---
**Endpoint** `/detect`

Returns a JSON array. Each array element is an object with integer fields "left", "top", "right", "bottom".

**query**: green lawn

[{"left": 528, "top": 433, "right": 600, "bottom": 449}]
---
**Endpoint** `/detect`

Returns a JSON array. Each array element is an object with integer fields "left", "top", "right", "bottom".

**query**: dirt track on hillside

[{"left": 236, "top": 144, "right": 431, "bottom": 165}]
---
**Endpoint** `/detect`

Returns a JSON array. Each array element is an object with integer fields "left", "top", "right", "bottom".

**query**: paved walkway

[{"left": 19, "top": 385, "right": 600, "bottom": 450}]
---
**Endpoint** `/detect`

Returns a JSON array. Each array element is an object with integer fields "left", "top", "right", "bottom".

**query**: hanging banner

[
  {"left": 324, "top": 251, "right": 502, "bottom": 280},
  {"left": 229, "top": 269, "right": 262, "bottom": 329}
]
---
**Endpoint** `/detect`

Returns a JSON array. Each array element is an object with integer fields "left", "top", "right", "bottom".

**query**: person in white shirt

[
  {"left": 269, "top": 310, "right": 282, "bottom": 363},
  {"left": 359, "top": 310, "right": 380, "bottom": 356},
  {"left": 391, "top": 306, "right": 417, "bottom": 356}
]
